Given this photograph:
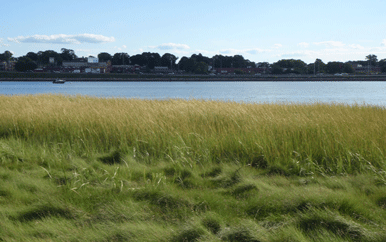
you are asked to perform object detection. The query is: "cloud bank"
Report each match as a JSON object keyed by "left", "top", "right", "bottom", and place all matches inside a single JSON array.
[
  {"left": 150, "top": 43, "right": 190, "bottom": 50},
  {"left": 314, "top": 41, "right": 345, "bottom": 47},
  {"left": 298, "top": 42, "right": 309, "bottom": 48},
  {"left": 8, "top": 34, "right": 115, "bottom": 44},
  {"left": 0, "top": 38, "right": 10, "bottom": 47},
  {"left": 220, "top": 48, "right": 270, "bottom": 55},
  {"left": 348, "top": 44, "right": 364, "bottom": 49},
  {"left": 273, "top": 44, "right": 282, "bottom": 49}
]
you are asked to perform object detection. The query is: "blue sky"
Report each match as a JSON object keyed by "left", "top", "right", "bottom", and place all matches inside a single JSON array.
[{"left": 2, "top": 0, "right": 386, "bottom": 64}]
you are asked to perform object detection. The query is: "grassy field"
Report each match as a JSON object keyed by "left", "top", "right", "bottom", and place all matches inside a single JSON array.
[{"left": 1, "top": 94, "right": 386, "bottom": 241}]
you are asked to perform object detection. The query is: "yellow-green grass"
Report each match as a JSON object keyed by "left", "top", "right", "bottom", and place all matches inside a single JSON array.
[
  {"left": 1, "top": 94, "right": 386, "bottom": 174},
  {"left": 1, "top": 94, "right": 386, "bottom": 241}
]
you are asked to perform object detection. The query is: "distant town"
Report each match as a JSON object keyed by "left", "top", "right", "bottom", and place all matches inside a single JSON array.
[{"left": 0, "top": 49, "right": 385, "bottom": 76}]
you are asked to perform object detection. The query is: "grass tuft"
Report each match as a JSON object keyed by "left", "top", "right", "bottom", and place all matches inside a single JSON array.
[
  {"left": 230, "top": 184, "right": 258, "bottom": 199},
  {"left": 297, "top": 210, "right": 364, "bottom": 241},
  {"left": 202, "top": 216, "right": 222, "bottom": 234},
  {"left": 132, "top": 189, "right": 190, "bottom": 210},
  {"left": 171, "top": 227, "right": 205, "bottom": 242},
  {"left": 102, "top": 231, "right": 134, "bottom": 242},
  {"left": 0, "top": 189, "right": 10, "bottom": 198},
  {"left": 98, "top": 150, "right": 122, "bottom": 165},
  {"left": 266, "top": 164, "right": 292, "bottom": 176},
  {"left": 249, "top": 155, "right": 268, "bottom": 169},
  {"left": 211, "top": 169, "right": 242, "bottom": 188},
  {"left": 202, "top": 167, "right": 222, "bottom": 178},
  {"left": 13, "top": 204, "right": 74, "bottom": 222},
  {"left": 376, "top": 197, "right": 386, "bottom": 209},
  {"left": 220, "top": 227, "right": 261, "bottom": 242}
]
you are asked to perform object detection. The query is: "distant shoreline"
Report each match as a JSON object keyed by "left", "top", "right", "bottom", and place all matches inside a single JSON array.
[
  {"left": 1, "top": 72, "right": 386, "bottom": 82},
  {"left": 1, "top": 77, "right": 386, "bottom": 82}
]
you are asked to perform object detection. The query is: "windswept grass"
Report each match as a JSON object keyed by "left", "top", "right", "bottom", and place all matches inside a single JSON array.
[
  {"left": 1, "top": 94, "right": 386, "bottom": 174},
  {"left": 1, "top": 94, "right": 386, "bottom": 241}
]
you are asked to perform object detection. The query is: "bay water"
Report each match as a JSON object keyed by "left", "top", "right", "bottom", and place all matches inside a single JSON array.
[{"left": 1, "top": 81, "right": 386, "bottom": 107}]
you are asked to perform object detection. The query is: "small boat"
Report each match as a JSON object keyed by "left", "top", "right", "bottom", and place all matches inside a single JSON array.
[{"left": 53, "top": 79, "right": 65, "bottom": 84}]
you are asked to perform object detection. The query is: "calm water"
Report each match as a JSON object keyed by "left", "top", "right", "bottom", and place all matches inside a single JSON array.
[{"left": 1, "top": 81, "right": 386, "bottom": 107}]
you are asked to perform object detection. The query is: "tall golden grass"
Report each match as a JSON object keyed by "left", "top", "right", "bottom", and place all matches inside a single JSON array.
[{"left": 1, "top": 94, "right": 385, "bottom": 173}]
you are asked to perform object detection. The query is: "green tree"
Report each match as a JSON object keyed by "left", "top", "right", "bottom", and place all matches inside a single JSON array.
[
  {"left": 307, "top": 59, "right": 326, "bottom": 74},
  {"left": 343, "top": 63, "right": 354, "bottom": 73},
  {"left": 141, "top": 52, "right": 161, "bottom": 69},
  {"left": 366, "top": 54, "right": 378, "bottom": 66},
  {"left": 257, "top": 62, "right": 269, "bottom": 68},
  {"left": 326, "top": 61, "right": 343, "bottom": 74},
  {"left": 178, "top": 56, "right": 195, "bottom": 72},
  {"left": 271, "top": 59, "right": 307, "bottom": 74},
  {"left": 191, "top": 53, "right": 210, "bottom": 65},
  {"left": 161, "top": 53, "right": 178, "bottom": 69},
  {"left": 98, "top": 52, "right": 112, "bottom": 62},
  {"left": 212, "top": 55, "right": 223, "bottom": 68},
  {"left": 245, "top": 59, "right": 256, "bottom": 68},
  {"left": 232, "top": 55, "right": 246, "bottom": 68},
  {"left": 15, "top": 57, "right": 37, "bottom": 72},
  {"left": 315, "top": 59, "right": 326, "bottom": 73},
  {"left": 292, "top": 60, "right": 307, "bottom": 74},
  {"left": 60, "top": 48, "right": 77, "bottom": 61},
  {"left": 271, "top": 65, "right": 283, "bottom": 74},
  {"left": 26, "top": 52, "right": 38, "bottom": 61},
  {"left": 193, "top": 62, "right": 208, "bottom": 74},
  {"left": 112, "top": 53, "right": 130, "bottom": 65},
  {"left": 0, "top": 51, "right": 13, "bottom": 62},
  {"left": 379, "top": 59, "right": 386, "bottom": 73},
  {"left": 129, "top": 54, "right": 146, "bottom": 66},
  {"left": 37, "top": 50, "right": 62, "bottom": 65},
  {"left": 212, "top": 55, "right": 232, "bottom": 68},
  {"left": 307, "top": 63, "right": 314, "bottom": 74}
]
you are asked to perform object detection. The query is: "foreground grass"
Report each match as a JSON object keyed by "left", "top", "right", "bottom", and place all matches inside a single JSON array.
[{"left": 1, "top": 94, "right": 386, "bottom": 241}]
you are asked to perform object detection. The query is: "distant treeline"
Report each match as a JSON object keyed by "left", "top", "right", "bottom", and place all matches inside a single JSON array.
[{"left": 1, "top": 49, "right": 386, "bottom": 74}]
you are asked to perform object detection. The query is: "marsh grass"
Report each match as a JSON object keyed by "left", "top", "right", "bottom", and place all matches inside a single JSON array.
[
  {"left": 2, "top": 94, "right": 386, "bottom": 174},
  {"left": 1, "top": 94, "right": 386, "bottom": 241}
]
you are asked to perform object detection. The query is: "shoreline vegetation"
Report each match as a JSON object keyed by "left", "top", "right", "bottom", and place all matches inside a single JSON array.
[
  {"left": 1, "top": 94, "right": 386, "bottom": 241},
  {"left": 1, "top": 72, "right": 386, "bottom": 82}
]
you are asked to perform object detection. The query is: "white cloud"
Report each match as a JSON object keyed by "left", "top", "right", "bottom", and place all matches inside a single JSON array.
[
  {"left": 314, "top": 41, "right": 345, "bottom": 47},
  {"left": 74, "top": 49, "right": 99, "bottom": 57},
  {"left": 8, "top": 34, "right": 115, "bottom": 44},
  {"left": 149, "top": 43, "right": 190, "bottom": 50},
  {"left": 348, "top": 44, "right": 364, "bottom": 49},
  {"left": 75, "top": 49, "right": 94, "bottom": 53},
  {"left": 273, "top": 44, "right": 282, "bottom": 49},
  {"left": 279, "top": 52, "right": 306, "bottom": 58},
  {"left": 194, "top": 49, "right": 217, "bottom": 55},
  {"left": 298, "top": 42, "right": 309, "bottom": 48},
  {"left": 0, "top": 38, "right": 10, "bottom": 47},
  {"left": 220, "top": 48, "right": 270, "bottom": 55},
  {"left": 127, "top": 48, "right": 145, "bottom": 56},
  {"left": 382, "top": 39, "right": 386, "bottom": 46},
  {"left": 113, "top": 45, "right": 128, "bottom": 51},
  {"left": 278, "top": 50, "right": 316, "bottom": 58},
  {"left": 369, "top": 46, "right": 386, "bottom": 52}
]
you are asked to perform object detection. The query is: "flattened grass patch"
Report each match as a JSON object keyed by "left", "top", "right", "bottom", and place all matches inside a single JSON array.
[{"left": 13, "top": 204, "right": 74, "bottom": 222}]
